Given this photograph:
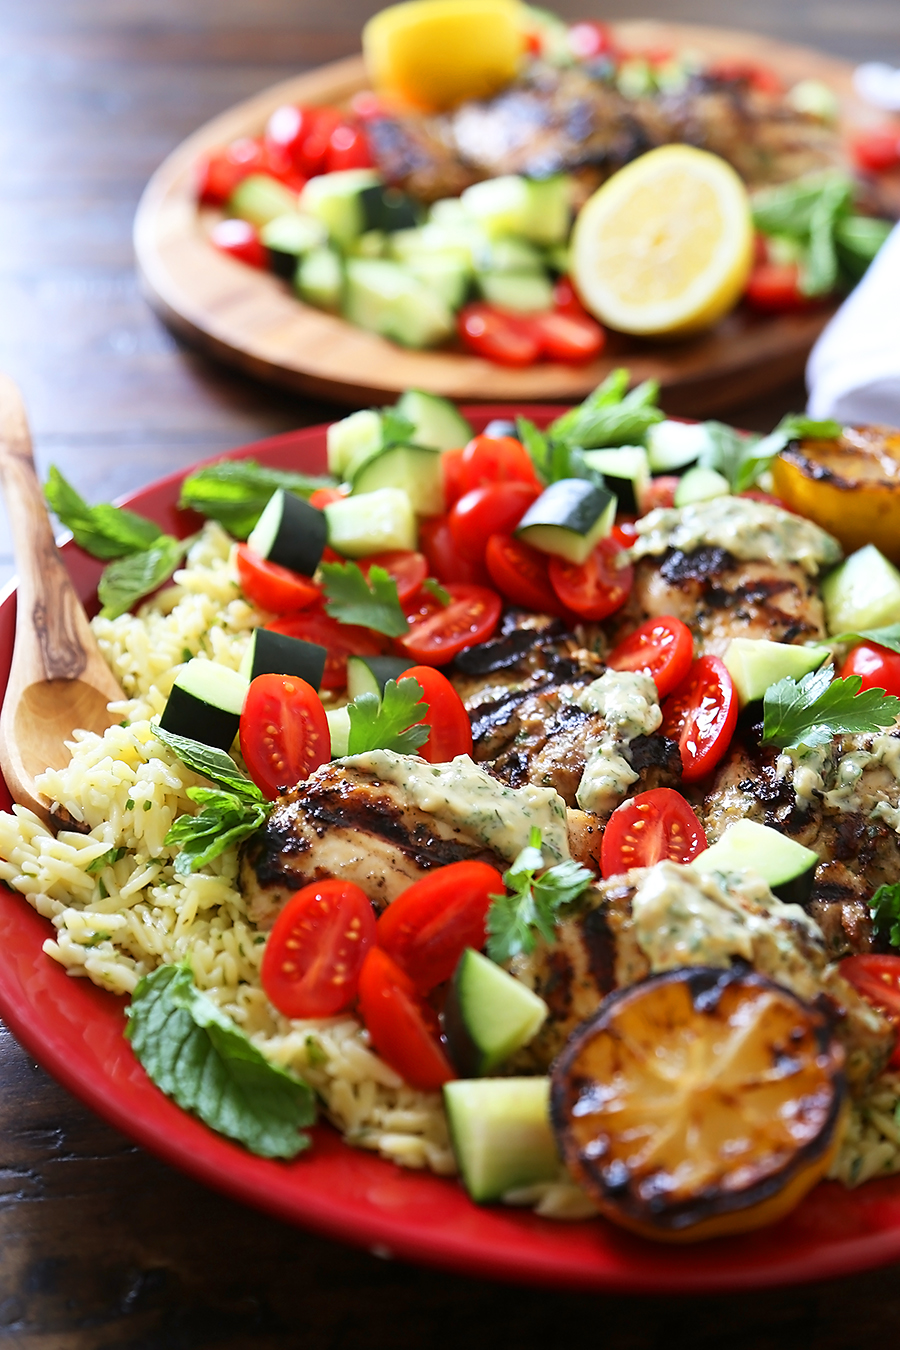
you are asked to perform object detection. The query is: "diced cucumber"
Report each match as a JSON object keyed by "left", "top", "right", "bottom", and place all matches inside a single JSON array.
[
  {"left": 359, "top": 184, "right": 420, "bottom": 233},
  {"left": 299, "top": 169, "right": 382, "bottom": 248},
  {"left": 582, "top": 446, "right": 650, "bottom": 514},
  {"left": 673, "top": 465, "right": 730, "bottom": 507},
  {"left": 443, "top": 1078, "right": 560, "bottom": 1203},
  {"left": 482, "top": 237, "right": 544, "bottom": 274},
  {"left": 390, "top": 224, "right": 477, "bottom": 272},
  {"left": 326, "top": 408, "right": 384, "bottom": 478},
  {"left": 694, "top": 819, "right": 819, "bottom": 907},
  {"left": 326, "top": 705, "right": 351, "bottom": 758},
  {"left": 347, "top": 229, "right": 387, "bottom": 259},
  {"left": 344, "top": 259, "right": 454, "bottom": 349},
  {"left": 516, "top": 480, "right": 617, "bottom": 563},
  {"left": 428, "top": 197, "right": 472, "bottom": 227},
  {"left": 460, "top": 175, "right": 571, "bottom": 245},
  {"left": 346, "top": 655, "right": 414, "bottom": 700},
  {"left": 646, "top": 419, "right": 711, "bottom": 473},
  {"left": 394, "top": 390, "right": 474, "bottom": 452},
  {"left": 723, "top": 638, "right": 831, "bottom": 707},
  {"left": 226, "top": 174, "right": 299, "bottom": 228},
  {"left": 239, "top": 628, "right": 326, "bottom": 690},
  {"left": 545, "top": 242, "right": 570, "bottom": 274},
  {"left": 406, "top": 254, "right": 470, "bottom": 309},
  {"left": 159, "top": 659, "right": 248, "bottom": 752},
  {"left": 259, "top": 212, "right": 327, "bottom": 278},
  {"left": 351, "top": 444, "right": 444, "bottom": 516},
  {"left": 246, "top": 488, "right": 327, "bottom": 576},
  {"left": 822, "top": 545, "right": 900, "bottom": 634},
  {"left": 295, "top": 246, "right": 344, "bottom": 312},
  {"left": 478, "top": 271, "right": 555, "bottom": 312},
  {"left": 324, "top": 488, "right": 416, "bottom": 556},
  {"left": 443, "top": 948, "right": 548, "bottom": 1076}
]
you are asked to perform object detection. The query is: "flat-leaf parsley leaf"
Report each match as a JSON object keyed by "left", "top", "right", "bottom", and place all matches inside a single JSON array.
[
  {"left": 762, "top": 667, "right": 900, "bottom": 750},
  {"left": 320, "top": 561, "right": 409, "bottom": 637},
  {"left": 486, "top": 828, "right": 594, "bottom": 964},
  {"left": 871, "top": 882, "right": 900, "bottom": 948},
  {"left": 346, "top": 677, "right": 430, "bottom": 756}
]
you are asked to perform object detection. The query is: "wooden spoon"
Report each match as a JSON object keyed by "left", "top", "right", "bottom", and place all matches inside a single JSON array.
[{"left": 0, "top": 375, "right": 124, "bottom": 827}]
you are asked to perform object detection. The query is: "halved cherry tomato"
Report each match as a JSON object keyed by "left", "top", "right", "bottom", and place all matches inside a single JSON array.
[
  {"left": 606, "top": 615, "right": 695, "bottom": 700},
  {"left": 661, "top": 655, "right": 738, "bottom": 783},
  {"left": 458, "top": 434, "right": 539, "bottom": 494},
  {"left": 296, "top": 106, "right": 343, "bottom": 177},
  {"left": 268, "top": 608, "right": 383, "bottom": 689},
  {"left": 449, "top": 481, "right": 542, "bottom": 565},
  {"left": 360, "top": 550, "right": 428, "bottom": 603},
  {"left": 442, "top": 446, "right": 466, "bottom": 507},
  {"left": 197, "top": 136, "right": 270, "bottom": 203},
  {"left": 418, "top": 515, "right": 490, "bottom": 586},
  {"left": 377, "top": 860, "right": 503, "bottom": 993},
  {"left": 485, "top": 533, "right": 568, "bottom": 617},
  {"left": 239, "top": 673, "right": 331, "bottom": 799},
  {"left": 357, "top": 947, "right": 455, "bottom": 1089},
  {"left": 235, "top": 543, "right": 320, "bottom": 614},
  {"left": 611, "top": 519, "right": 639, "bottom": 548},
  {"left": 458, "top": 304, "right": 541, "bottom": 366},
  {"left": 261, "top": 879, "right": 377, "bottom": 1018},
  {"left": 209, "top": 219, "right": 268, "bottom": 269},
  {"left": 840, "top": 641, "right": 900, "bottom": 697},
  {"left": 399, "top": 583, "right": 502, "bottom": 666},
  {"left": 600, "top": 788, "right": 707, "bottom": 879},
  {"left": 851, "top": 127, "right": 900, "bottom": 174},
  {"left": 640, "top": 476, "right": 679, "bottom": 512},
  {"left": 745, "top": 262, "right": 811, "bottom": 311},
  {"left": 548, "top": 536, "right": 633, "bottom": 620},
  {"left": 526, "top": 309, "right": 606, "bottom": 363},
  {"left": 840, "top": 954, "right": 900, "bottom": 1067},
  {"left": 326, "top": 122, "right": 373, "bottom": 172},
  {"left": 308, "top": 485, "right": 348, "bottom": 510},
  {"left": 265, "top": 104, "right": 314, "bottom": 168},
  {"left": 401, "top": 664, "right": 473, "bottom": 762}
]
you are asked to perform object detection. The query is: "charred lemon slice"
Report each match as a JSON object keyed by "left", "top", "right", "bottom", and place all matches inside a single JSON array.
[
  {"left": 550, "top": 967, "right": 845, "bottom": 1242},
  {"left": 771, "top": 426, "right": 900, "bottom": 563}
]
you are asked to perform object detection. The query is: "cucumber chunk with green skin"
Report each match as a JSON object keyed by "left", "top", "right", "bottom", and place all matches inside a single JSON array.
[
  {"left": 239, "top": 629, "right": 326, "bottom": 690},
  {"left": 346, "top": 654, "right": 414, "bottom": 700},
  {"left": 226, "top": 174, "right": 299, "bottom": 227},
  {"left": 299, "top": 169, "right": 381, "bottom": 248},
  {"left": 646, "top": 419, "right": 711, "bottom": 473},
  {"left": 443, "top": 948, "right": 549, "bottom": 1077},
  {"left": 516, "top": 479, "right": 617, "bottom": 563},
  {"left": 259, "top": 212, "right": 327, "bottom": 277},
  {"left": 359, "top": 184, "right": 421, "bottom": 233},
  {"left": 326, "top": 705, "right": 351, "bottom": 758},
  {"left": 723, "top": 638, "right": 831, "bottom": 707},
  {"left": 406, "top": 254, "right": 471, "bottom": 310},
  {"left": 482, "top": 237, "right": 544, "bottom": 274},
  {"left": 159, "top": 659, "right": 248, "bottom": 752},
  {"left": 351, "top": 444, "right": 445, "bottom": 516},
  {"left": 822, "top": 545, "right": 900, "bottom": 634},
  {"left": 324, "top": 488, "right": 416, "bottom": 556},
  {"left": 344, "top": 259, "right": 454, "bottom": 349},
  {"left": 478, "top": 271, "right": 555, "bottom": 313},
  {"left": 443, "top": 1078, "right": 560, "bottom": 1203},
  {"left": 460, "top": 175, "right": 571, "bottom": 245},
  {"left": 582, "top": 446, "right": 650, "bottom": 514},
  {"left": 247, "top": 489, "right": 327, "bottom": 577},
  {"left": 326, "top": 408, "right": 383, "bottom": 478},
  {"left": 694, "top": 819, "right": 819, "bottom": 906},
  {"left": 673, "top": 465, "right": 730, "bottom": 507},
  {"left": 394, "top": 390, "right": 473, "bottom": 452},
  {"left": 295, "top": 246, "right": 344, "bottom": 312}
]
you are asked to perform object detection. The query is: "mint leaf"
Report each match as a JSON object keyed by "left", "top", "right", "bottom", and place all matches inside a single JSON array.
[
  {"left": 762, "top": 667, "right": 900, "bottom": 750},
  {"left": 423, "top": 577, "right": 451, "bottom": 606},
  {"left": 732, "top": 413, "right": 842, "bottom": 493},
  {"left": 320, "top": 561, "right": 409, "bottom": 637},
  {"left": 486, "top": 828, "right": 593, "bottom": 964},
  {"left": 125, "top": 963, "right": 316, "bottom": 1158},
  {"left": 832, "top": 624, "right": 900, "bottom": 656},
  {"left": 178, "top": 460, "right": 334, "bottom": 539},
  {"left": 45, "top": 467, "right": 163, "bottom": 560},
  {"left": 346, "top": 676, "right": 430, "bottom": 756},
  {"left": 153, "top": 727, "right": 265, "bottom": 802},
  {"left": 380, "top": 408, "right": 417, "bottom": 449},
  {"left": 752, "top": 170, "right": 854, "bottom": 240},
  {"left": 871, "top": 882, "right": 900, "bottom": 949},
  {"left": 98, "top": 535, "right": 189, "bottom": 619},
  {"left": 548, "top": 371, "right": 663, "bottom": 449},
  {"left": 166, "top": 787, "right": 269, "bottom": 875},
  {"left": 801, "top": 174, "right": 854, "bottom": 296}
]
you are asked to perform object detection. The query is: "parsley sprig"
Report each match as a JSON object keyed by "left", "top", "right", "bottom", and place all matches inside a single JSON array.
[
  {"left": 870, "top": 882, "right": 900, "bottom": 949},
  {"left": 762, "top": 666, "right": 900, "bottom": 750},
  {"left": 320, "top": 561, "right": 409, "bottom": 637},
  {"left": 486, "top": 828, "right": 594, "bottom": 964},
  {"left": 346, "top": 677, "right": 430, "bottom": 756}
]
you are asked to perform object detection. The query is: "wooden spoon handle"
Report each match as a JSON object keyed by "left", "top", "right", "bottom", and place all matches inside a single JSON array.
[{"left": 0, "top": 374, "right": 94, "bottom": 683}]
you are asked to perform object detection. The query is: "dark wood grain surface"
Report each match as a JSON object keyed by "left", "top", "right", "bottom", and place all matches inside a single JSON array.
[{"left": 3, "top": 1, "right": 900, "bottom": 1343}]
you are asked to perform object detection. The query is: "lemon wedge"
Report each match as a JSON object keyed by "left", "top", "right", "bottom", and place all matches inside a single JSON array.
[
  {"left": 570, "top": 145, "right": 754, "bottom": 337},
  {"left": 363, "top": 0, "right": 525, "bottom": 112}
]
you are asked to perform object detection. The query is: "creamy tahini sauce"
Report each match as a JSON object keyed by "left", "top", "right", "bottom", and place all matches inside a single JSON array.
[
  {"left": 775, "top": 731, "right": 900, "bottom": 817},
  {"left": 341, "top": 750, "right": 570, "bottom": 862},
  {"left": 629, "top": 498, "right": 842, "bottom": 575},
  {"left": 570, "top": 671, "right": 662, "bottom": 814}
]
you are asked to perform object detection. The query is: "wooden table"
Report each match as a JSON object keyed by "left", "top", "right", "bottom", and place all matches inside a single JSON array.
[{"left": 3, "top": 1, "right": 900, "bottom": 1342}]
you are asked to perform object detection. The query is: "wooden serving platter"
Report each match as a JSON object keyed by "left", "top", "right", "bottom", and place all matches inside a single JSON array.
[{"left": 133, "top": 21, "right": 888, "bottom": 414}]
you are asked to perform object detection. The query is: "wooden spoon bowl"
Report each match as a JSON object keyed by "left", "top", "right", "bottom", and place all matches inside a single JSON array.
[{"left": 0, "top": 375, "right": 124, "bottom": 827}]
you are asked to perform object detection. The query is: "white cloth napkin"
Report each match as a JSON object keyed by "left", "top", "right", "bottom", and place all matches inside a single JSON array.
[{"left": 806, "top": 221, "right": 900, "bottom": 424}]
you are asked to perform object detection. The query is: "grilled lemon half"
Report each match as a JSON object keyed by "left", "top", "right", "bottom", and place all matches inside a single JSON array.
[{"left": 551, "top": 966, "right": 846, "bottom": 1242}]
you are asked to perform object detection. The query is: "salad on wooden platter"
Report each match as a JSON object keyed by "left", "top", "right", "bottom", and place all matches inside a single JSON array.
[{"left": 5, "top": 374, "right": 900, "bottom": 1241}]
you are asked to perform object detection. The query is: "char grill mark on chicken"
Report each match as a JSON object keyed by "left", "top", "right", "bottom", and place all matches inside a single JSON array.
[
  {"left": 239, "top": 762, "right": 506, "bottom": 930},
  {"left": 607, "top": 548, "right": 827, "bottom": 657}
]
